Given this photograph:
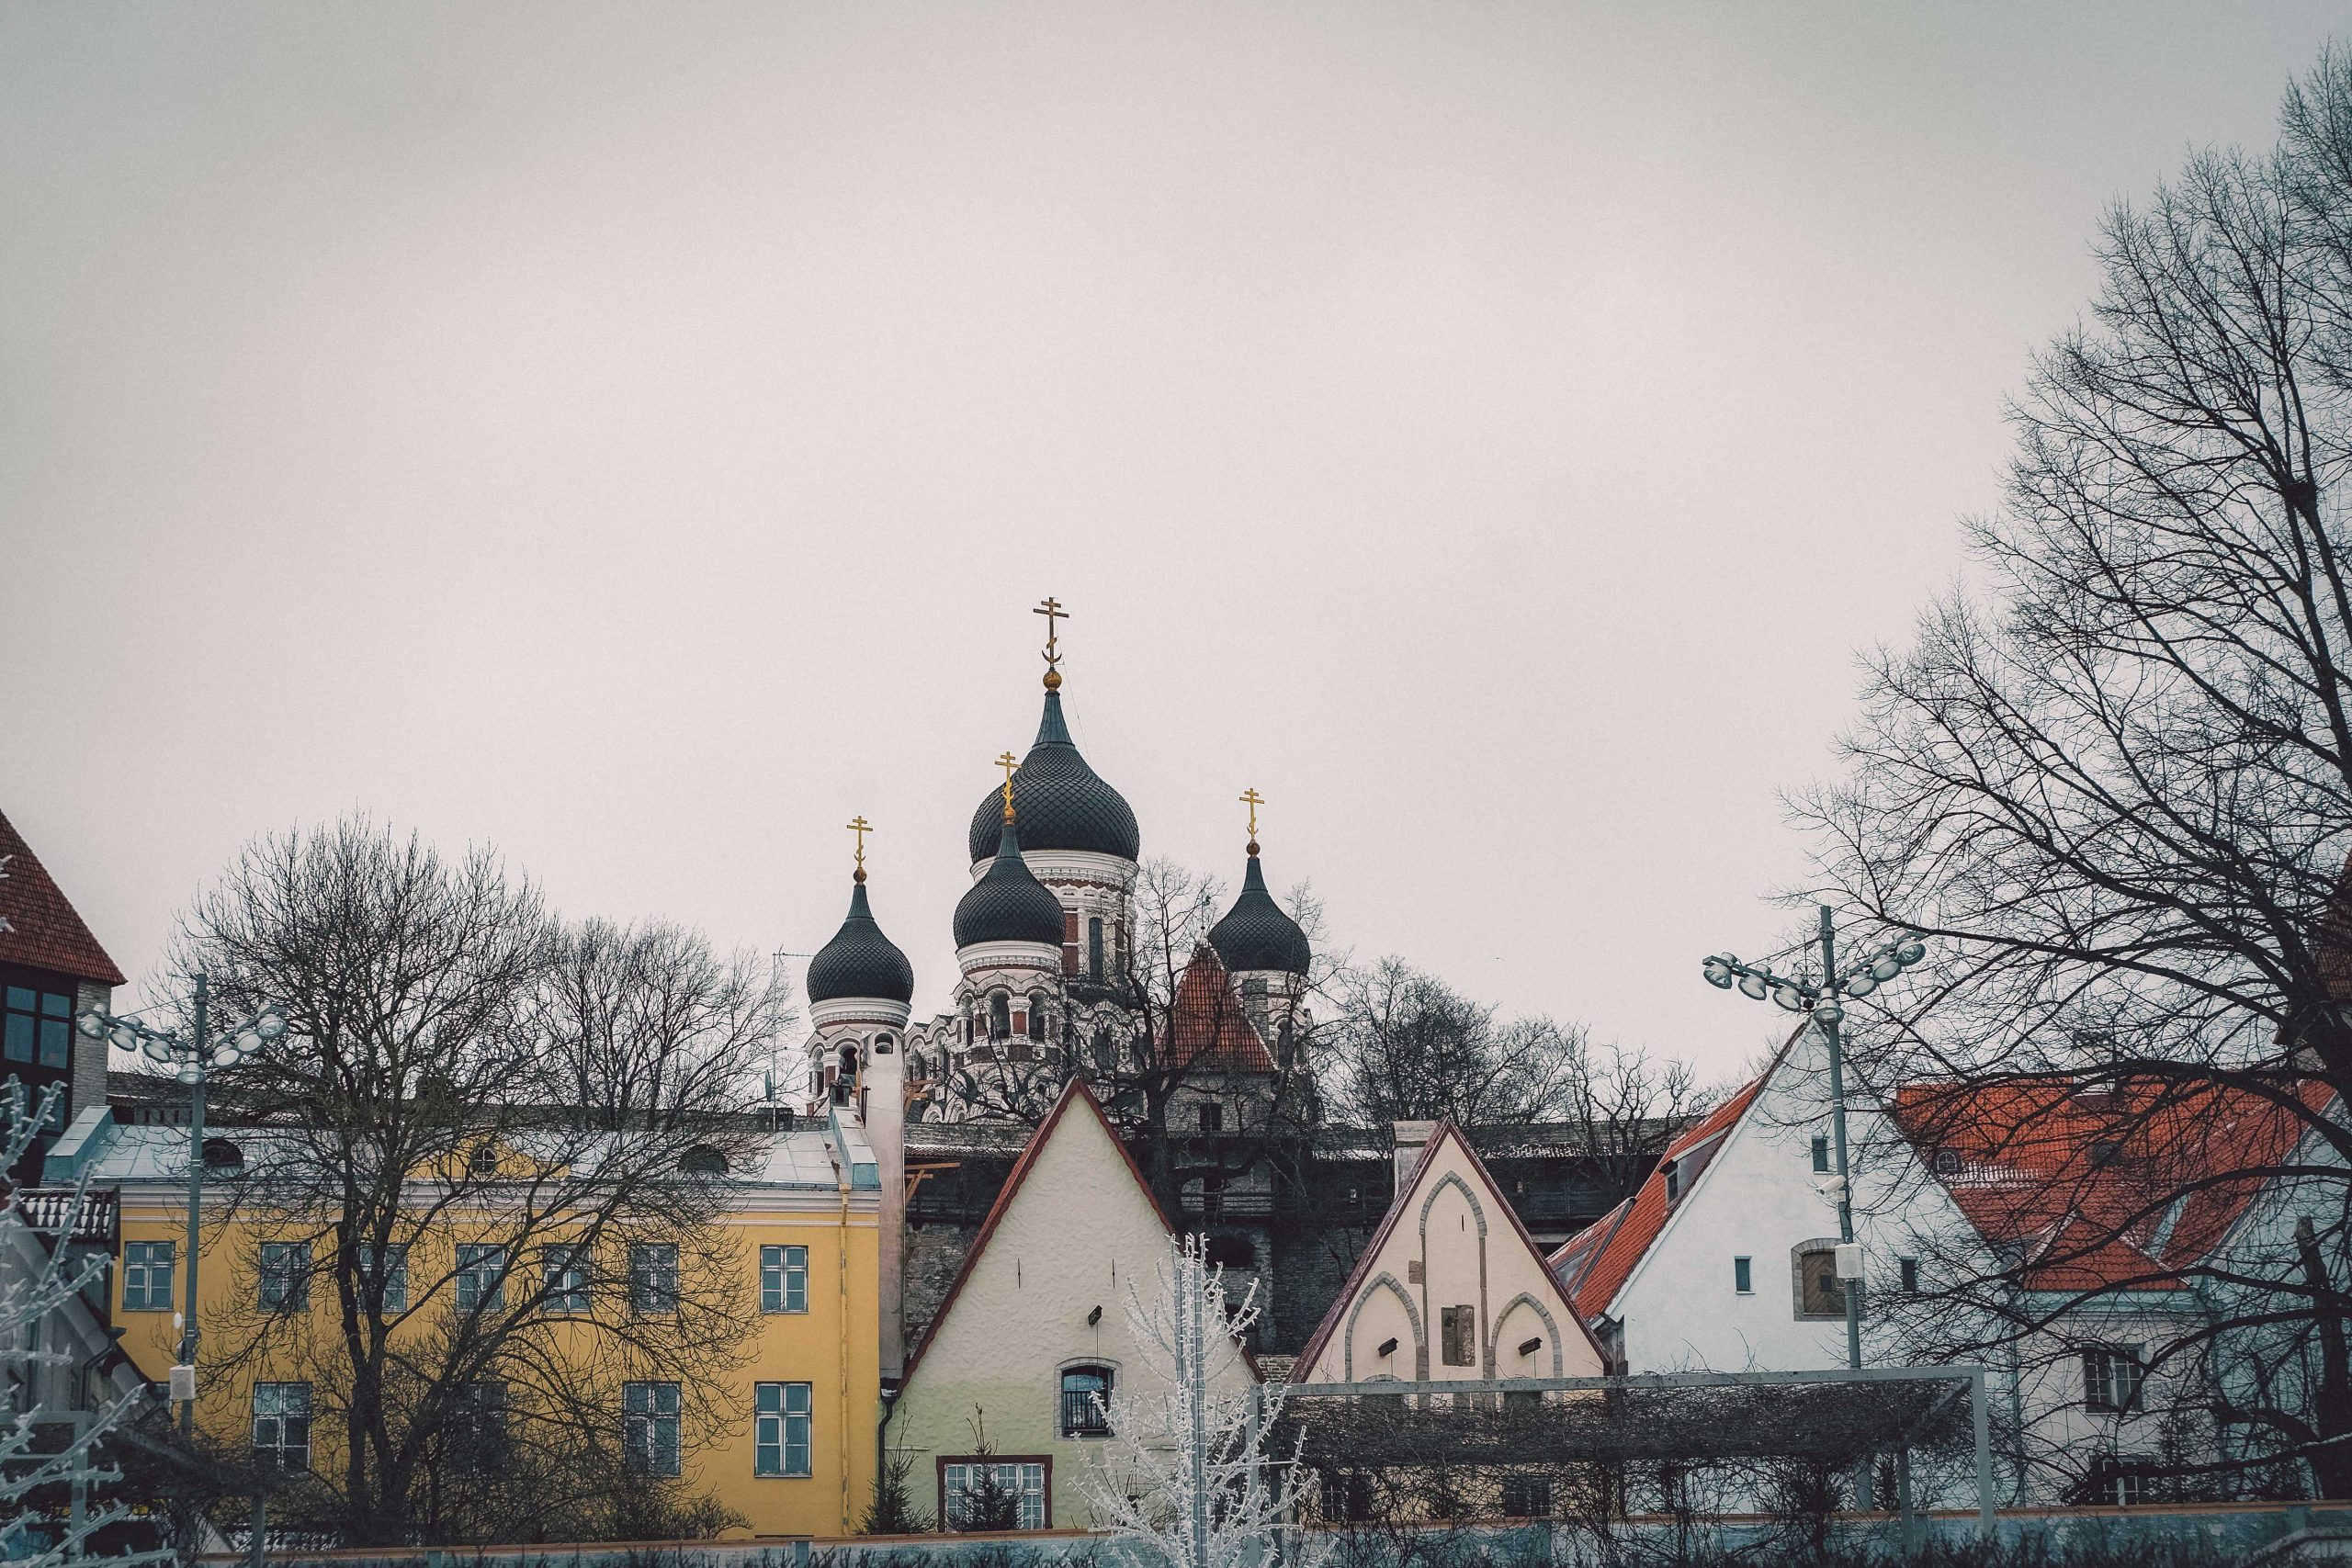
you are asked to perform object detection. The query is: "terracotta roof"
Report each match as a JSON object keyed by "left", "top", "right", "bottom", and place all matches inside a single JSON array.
[
  {"left": 1162, "top": 946, "right": 1276, "bottom": 1074},
  {"left": 1291, "top": 1119, "right": 1608, "bottom": 1381},
  {"left": 0, "top": 809, "right": 124, "bottom": 987},
  {"left": 1546, "top": 1072, "right": 1770, "bottom": 1321},
  {"left": 1891, "top": 1075, "right": 2336, "bottom": 1293},
  {"left": 896, "top": 1077, "right": 1259, "bottom": 1388}
]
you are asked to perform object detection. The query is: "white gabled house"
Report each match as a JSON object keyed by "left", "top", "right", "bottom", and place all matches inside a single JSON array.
[
  {"left": 1550, "top": 1023, "right": 1965, "bottom": 1376},
  {"left": 1292, "top": 1119, "right": 1606, "bottom": 1386}
]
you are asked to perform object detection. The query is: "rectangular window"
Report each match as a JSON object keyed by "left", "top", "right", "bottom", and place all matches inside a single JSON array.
[
  {"left": 1810, "top": 1135, "right": 1831, "bottom": 1173},
  {"left": 2084, "top": 1345, "right": 2145, "bottom": 1413},
  {"left": 1088, "top": 918, "right": 1104, "bottom": 981},
  {"left": 1196, "top": 1101, "right": 1223, "bottom": 1134},
  {"left": 630, "top": 1243, "right": 679, "bottom": 1314},
  {"left": 1898, "top": 1257, "right": 1920, "bottom": 1293},
  {"left": 624, "top": 1381, "right": 683, "bottom": 1477},
  {"left": 361, "top": 1244, "right": 408, "bottom": 1314},
  {"left": 1441, "top": 1304, "right": 1476, "bottom": 1367},
  {"left": 1199, "top": 1174, "right": 1225, "bottom": 1222},
  {"left": 761, "top": 1245, "right": 808, "bottom": 1314},
  {"left": 1664, "top": 1161, "right": 1681, "bottom": 1202},
  {"left": 543, "top": 1246, "right": 591, "bottom": 1313},
  {"left": 755, "top": 1382, "right": 813, "bottom": 1477},
  {"left": 253, "top": 1382, "right": 312, "bottom": 1471},
  {"left": 1798, "top": 1248, "right": 1845, "bottom": 1317},
  {"left": 456, "top": 1244, "right": 505, "bottom": 1313},
  {"left": 943, "top": 1459, "right": 1046, "bottom": 1531},
  {"left": 1500, "top": 1475, "right": 1553, "bottom": 1518},
  {"left": 124, "top": 1241, "right": 175, "bottom": 1312},
  {"left": 258, "top": 1242, "right": 309, "bottom": 1311},
  {"left": 1060, "top": 1366, "right": 1113, "bottom": 1437},
  {"left": 1, "top": 984, "right": 74, "bottom": 1071},
  {"left": 453, "top": 1380, "right": 506, "bottom": 1464},
  {"left": 1732, "top": 1256, "right": 1752, "bottom": 1294}
]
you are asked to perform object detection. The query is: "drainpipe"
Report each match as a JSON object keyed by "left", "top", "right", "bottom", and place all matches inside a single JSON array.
[{"left": 841, "top": 1171, "right": 854, "bottom": 1533}]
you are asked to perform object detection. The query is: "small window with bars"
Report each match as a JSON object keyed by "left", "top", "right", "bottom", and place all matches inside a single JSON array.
[
  {"left": 1060, "top": 1365, "right": 1113, "bottom": 1437},
  {"left": 1500, "top": 1474, "right": 1553, "bottom": 1518}
]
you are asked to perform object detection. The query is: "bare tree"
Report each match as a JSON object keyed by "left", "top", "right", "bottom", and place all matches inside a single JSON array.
[
  {"left": 1797, "top": 46, "right": 2352, "bottom": 1497},
  {"left": 1323, "top": 959, "right": 1589, "bottom": 1130},
  {"left": 167, "top": 818, "right": 783, "bottom": 1545}
]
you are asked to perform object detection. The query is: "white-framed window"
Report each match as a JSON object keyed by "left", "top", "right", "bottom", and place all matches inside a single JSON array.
[
  {"left": 542, "top": 1246, "right": 590, "bottom": 1313},
  {"left": 124, "top": 1241, "right": 174, "bottom": 1312},
  {"left": 630, "top": 1242, "right": 679, "bottom": 1314},
  {"left": 2084, "top": 1345, "right": 2145, "bottom": 1413},
  {"left": 258, "top": 1242, "right": 309, "bottom": 1311},
  {"left": 361, "top": 1244, "right": 407, "bottom": 1314},
  {"left": 456, "top": 1244, "right": 505, "bottom": 1313},
  {"left": 761, "top": 1245, "right": 808, "bottom": 1313},
  {"left": 253, "top": 1382, "right": 311, "bottom": 1471},
  {"left": 754, "top": 1382, "right": 812, "bottom": 1477},
  {"left": 944, "top": 1459, "right": 1046, "bottom": 1531},
  {"left": 624, "top": 1381, "right": 682, "bottom": 1477},
  {"left": 1500, "top": 1474, "right": 1553, "bottom": 1517}
]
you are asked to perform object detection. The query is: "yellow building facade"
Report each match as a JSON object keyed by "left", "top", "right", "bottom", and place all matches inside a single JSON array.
[{"left": 47, "top": 1104, "right": 884, "bottom": 1540}]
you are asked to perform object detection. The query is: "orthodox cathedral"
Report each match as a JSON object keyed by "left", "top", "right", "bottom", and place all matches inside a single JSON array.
[{"left": 793, "top": 604, "right": 1314, "bottom": 1136}]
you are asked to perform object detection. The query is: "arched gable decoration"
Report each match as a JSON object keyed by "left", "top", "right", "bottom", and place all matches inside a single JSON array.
[
  {"left": 1417, "top": 1169, "right": 1490, "bottom": 1246},
  {"left": 1343, "top": 1271, "right": 1426, "bottom": 1382},
  {"left": 1485, "top": 1291, "right": 1566, "bottom": 1378}
]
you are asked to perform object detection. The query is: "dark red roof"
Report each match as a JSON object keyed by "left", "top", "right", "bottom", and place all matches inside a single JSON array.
[
  {"left": 1547, "top": 1074, "right": 1768, "bottom": 1320},
  {"left": 0, "top": 808, "right": 124, "bottom": 987},
  {"left": 1291, "top": 1119, "right": 1608, "bottom": 1381},
  {"left": 1161, "top": 946, "right": 1275, "bottom": 1074},
  {"left": 1891, "top": 1076, "right": 2335, "bottom": 1292}
]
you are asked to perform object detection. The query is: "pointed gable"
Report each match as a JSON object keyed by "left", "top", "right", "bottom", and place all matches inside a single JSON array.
[
  {"left": 0, "top": 808, "right": 123, "bottom": 987},
  {"left": 1164, "top": 946, "right": 1276, "bottom": 1073},
  {"left": 1292, "top": 1121, "right": 1605, "bottom": 1383}
]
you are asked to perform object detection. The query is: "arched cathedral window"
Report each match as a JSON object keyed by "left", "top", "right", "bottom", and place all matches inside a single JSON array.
[
  {"left": 989, "top": 992, "right": 1012, "bottom": 1041},
  {"left": 1026, "top": 993, "right": 1047, "bottom": 1042}
]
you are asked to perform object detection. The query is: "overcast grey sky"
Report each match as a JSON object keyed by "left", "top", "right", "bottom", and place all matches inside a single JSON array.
[{"left": 4, "top": 4, "right": 2343, "bottom": 1084}]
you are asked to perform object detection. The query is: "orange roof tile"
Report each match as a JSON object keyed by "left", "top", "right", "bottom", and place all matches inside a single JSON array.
[
  {"left": 0, "top": 809, "right": 123, "bottom": 987},
  {"left": 1161, "top": 946, "right": 1275, "bottom": 1074},
  {"left": 1892, "top": 1075, "right": 2335, "bottom": 1292}
]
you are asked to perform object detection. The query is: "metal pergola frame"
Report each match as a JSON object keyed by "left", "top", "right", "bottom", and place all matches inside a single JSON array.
[{"left": 1272, "top": 1366, "right": 1997, "bottom": 1538}]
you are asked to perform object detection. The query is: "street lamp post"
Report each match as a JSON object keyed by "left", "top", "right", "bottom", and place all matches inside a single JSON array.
[
  {"left": 77, "top": 976, "right": 286, "bottom": 1437},
  {"left": 1702, "top": 908, "right": 1928, "bottom": 1505}
]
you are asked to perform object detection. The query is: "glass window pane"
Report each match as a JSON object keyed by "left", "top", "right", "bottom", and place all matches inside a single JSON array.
[
  {"left": 4, "top": 1015, "right": 31, "bottom": 1064},
  {"left": 5, "top": 987, "right": 33, "bottom": 1012},
  {"left": 38, "top": 1018, "right": 69, "bottom": 1067},
  {"left": 39, "top": 992, "right": 71, "bottom": 1018}
]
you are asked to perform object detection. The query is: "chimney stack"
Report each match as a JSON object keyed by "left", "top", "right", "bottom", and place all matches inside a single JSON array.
[{"left": 1393, "top": 1120, "right": 1438, "bottom": 1189}]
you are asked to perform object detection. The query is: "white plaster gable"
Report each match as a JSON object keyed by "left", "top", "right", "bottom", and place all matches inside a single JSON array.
[{"left": 1295, "top": 1122, "right": 1604, "bottom": 1385}]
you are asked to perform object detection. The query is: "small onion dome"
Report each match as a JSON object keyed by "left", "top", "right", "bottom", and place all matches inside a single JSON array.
[
  {"left": 1208, "top": 850, "right": 1311, "bottom": 976},
  {"left": 955, "top": 818, "right": 1068, "bottom": 949},
  {"left": 968, "top": 690, "right": 1140, "bottom": 863},
  {"left": 807, "top": 878, "right": 915, "bottom": 1005}
]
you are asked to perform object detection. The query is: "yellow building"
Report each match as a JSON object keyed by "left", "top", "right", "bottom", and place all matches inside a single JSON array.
[{"left": 45, "top": 1102, "right": 884, "bottom": 1540}]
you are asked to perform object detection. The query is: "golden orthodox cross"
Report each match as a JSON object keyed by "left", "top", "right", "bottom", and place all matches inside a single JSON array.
[
  {"left": 1239, "top": 787, "right": 1264, "bottom": 841},
  {"left": 1034, "top": 596, "right": 1068, "bottom": 675},
  {"left": 997, "top": 751, "right": 1020, "bottom": 821},
  {"left": 845, "top": 816, "right": 872, "bottom": 879}
]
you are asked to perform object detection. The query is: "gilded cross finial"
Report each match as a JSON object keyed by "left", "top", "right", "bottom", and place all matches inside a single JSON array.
[
  {"left": 1034, "top": 597, "right": 1068, "bottom": 690},
  {"left": 997, "top": 751, "right": 1020, "bottom": 825},
  {"left": 1239, "top": 788, "right": 1264, "bottom": 855},
  {"left": 846, "top": 816, "right": 872, "bottom": 883}
]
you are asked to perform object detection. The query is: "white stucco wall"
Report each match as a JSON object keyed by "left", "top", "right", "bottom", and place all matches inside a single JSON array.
[
  {"left": 886, "top": 1091, "right": 1256, "bottom": 1529},
  {"left": 1611, "top": 1027, "right": 1970, "bottom": 1374},
  {"left": 1297, "top": 1126, "right": 1602, "bottom": 1384}
]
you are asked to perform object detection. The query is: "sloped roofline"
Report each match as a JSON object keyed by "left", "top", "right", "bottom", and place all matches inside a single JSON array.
[
  {"left": 896, "top": 1076, "right": 1261, "bottom": 1390},
  {"left": 1289, "top": 1118, "right": 1608, "bottom": 1381}
]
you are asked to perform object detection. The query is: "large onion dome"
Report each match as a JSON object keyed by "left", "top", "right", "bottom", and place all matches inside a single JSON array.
[
  {"left": 1208, "top": 849, "right": 1311, "bottom": 976},
  {"left": 806, "top": 878, "right": 914, "bottom": 1005},
  {"left": 968, "top": 690, "right": 1139, "bottom": 863},
  {"left": 954, "top": 818, "right": 1068, "bottom": 949}
]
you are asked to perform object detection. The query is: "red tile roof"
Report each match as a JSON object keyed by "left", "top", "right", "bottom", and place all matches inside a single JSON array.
[
  {"left": 1291, "top": 1119, "right": 1608, "bottom": 1380},
  {"left": 0, "top": 809, "right": 124, "bottom": 987},
  {"left": 1161, "top": 946, "right": 1275, "bottom": 1074},
  {"left": 1547, "top": 1073, "right": 1770, "bottom": 1321},
  {"left": 1891, "top": 1075, "right": 2335, "bottom": 1293}
]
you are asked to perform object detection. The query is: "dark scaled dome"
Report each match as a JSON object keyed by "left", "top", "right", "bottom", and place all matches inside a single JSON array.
[
  {"left": 806, "top": 879, "right": 914, "bottom": 1005},
  {"left": 1208, "top": 852, "right": 1312, "bottom": 976},
  {"left": 954, "top": 818, "right": 1068, "bottom": 949},
  {"left": 968, "top": 691, "right": 1140, "bottom": 863}
]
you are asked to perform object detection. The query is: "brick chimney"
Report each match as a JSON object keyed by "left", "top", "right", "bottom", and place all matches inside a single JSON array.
[{"left": 1393, "top": 1120, "right": 1438, "bottom": 1188}]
